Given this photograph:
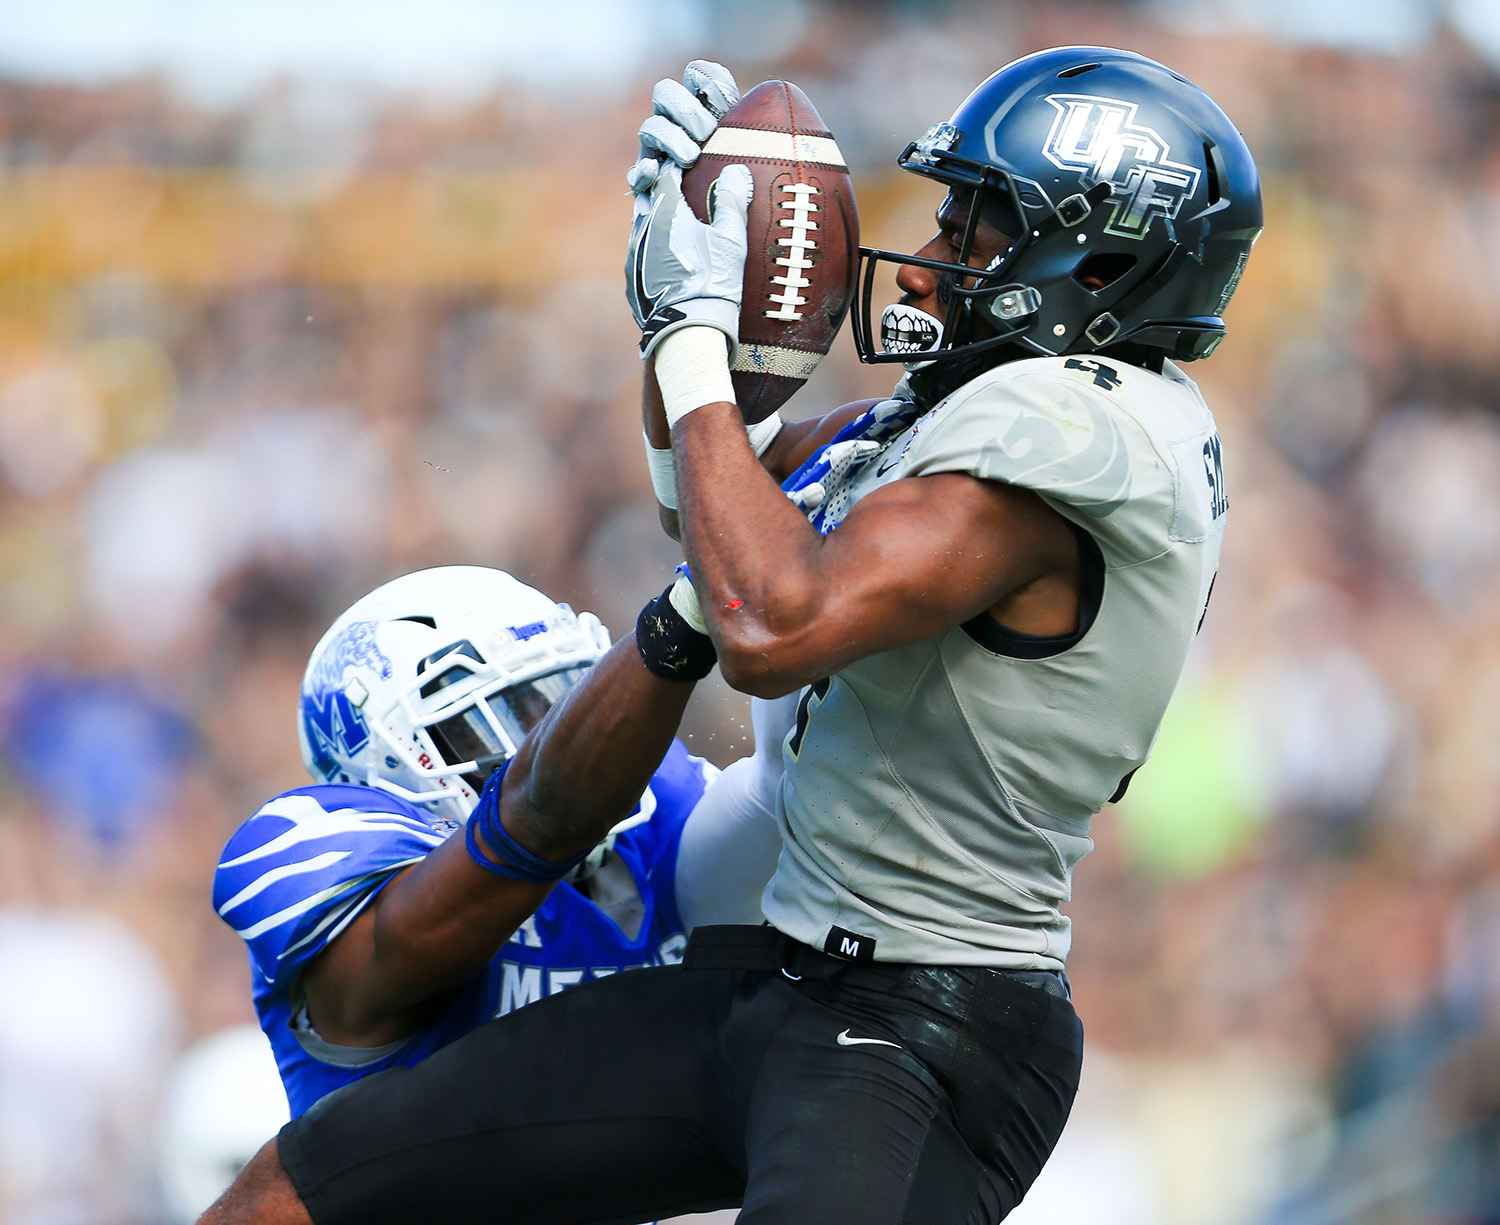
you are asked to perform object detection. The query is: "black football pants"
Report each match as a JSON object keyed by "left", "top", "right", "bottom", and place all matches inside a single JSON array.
[{"left": 279, "top": 926, "right": 1083, "bottom": 1225}]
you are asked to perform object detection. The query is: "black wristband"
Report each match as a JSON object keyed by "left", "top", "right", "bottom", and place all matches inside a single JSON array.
[{"left": 636, "top": 583, "right": 717, "bottom": 682}]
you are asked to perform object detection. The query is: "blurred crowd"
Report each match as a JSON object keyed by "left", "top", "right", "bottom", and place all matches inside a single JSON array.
[{"left": 3, "top": 1, "right": 1500, "bottom": 1222}]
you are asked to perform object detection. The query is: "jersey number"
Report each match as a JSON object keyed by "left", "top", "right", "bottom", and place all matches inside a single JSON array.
[
  {"left": 1063, "top": 357, "right": 1122, "bottom": 391},
  {"left": 787, "top": 678, "right": 831, "bottom": 760},
  {"left": 1202, "top": 432, "right": 1227, "bottom": 520}
]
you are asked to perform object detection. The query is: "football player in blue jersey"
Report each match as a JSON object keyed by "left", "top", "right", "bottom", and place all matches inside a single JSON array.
[{"left": 214, "top": 565, "right": 790, "bottom": 1117}]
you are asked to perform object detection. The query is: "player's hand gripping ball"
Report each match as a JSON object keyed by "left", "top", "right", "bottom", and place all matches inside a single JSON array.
[
  {"left": 625, "top": 72, "right": 860, "bottom": 425},
  {"left": 626, "top": 60, "right": 749, "bottom": 360},
  {"left": 627, "top": 158, "right": 754, "bottom": 365},
  {"left": 682, "top": 81, "right": 860, "bottom": 424},
  {"left": 627, "top": 60, "right": 741, "bottom": 195}
]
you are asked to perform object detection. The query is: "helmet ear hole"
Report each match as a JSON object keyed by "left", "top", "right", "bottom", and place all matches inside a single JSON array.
[
  {"left": 1203, "top": 142, "right": 1224, "bottom": 206},
  {"left": 1073, "top": 252, "right": 1137, "bottom": 292}
]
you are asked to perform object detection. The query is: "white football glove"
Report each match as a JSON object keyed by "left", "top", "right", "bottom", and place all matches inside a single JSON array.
[
  {"left": 625, "top": 60, "right": 740, "bottom": 195},
  {"left": 626, "top": 160, "right": 753, "bottom": 358}
]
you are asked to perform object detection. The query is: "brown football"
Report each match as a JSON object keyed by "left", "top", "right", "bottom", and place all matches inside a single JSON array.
[{"left": 681, "top": 80, "right": 859, "bottom": 425}]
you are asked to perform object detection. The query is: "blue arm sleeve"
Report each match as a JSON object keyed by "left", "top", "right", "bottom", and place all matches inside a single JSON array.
[{"left": 213, "top": 785, "right": 448, "bottom": 992}]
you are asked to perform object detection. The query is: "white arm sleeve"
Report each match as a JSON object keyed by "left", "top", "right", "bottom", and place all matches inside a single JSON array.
[{"left": 673, "top": 692, "right": 801, "bottom": 930}]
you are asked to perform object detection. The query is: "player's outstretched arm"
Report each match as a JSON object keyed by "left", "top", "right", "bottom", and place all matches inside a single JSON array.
[
  {"left": 301, "top": 631, "right": 696, "bottom": 1047},
  {"left": 499, "top": 630, "right": 695, "bottom": 858}
]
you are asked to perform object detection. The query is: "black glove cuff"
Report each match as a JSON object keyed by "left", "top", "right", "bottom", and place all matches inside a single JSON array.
[{"left": 636, "top": 583, "right": 717, "bottom": 682}]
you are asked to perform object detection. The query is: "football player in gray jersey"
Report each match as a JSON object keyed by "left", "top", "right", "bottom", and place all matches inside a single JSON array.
[{"left": 206, "top": 48, "right": 1261, "bottom": 1225}]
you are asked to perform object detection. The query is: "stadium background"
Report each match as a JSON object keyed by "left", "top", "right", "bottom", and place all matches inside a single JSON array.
[{"left": 3, "top": 0, "right": 1500, "bottom": 1221}]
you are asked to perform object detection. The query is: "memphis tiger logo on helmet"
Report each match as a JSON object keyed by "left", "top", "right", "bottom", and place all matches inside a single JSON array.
[
  {"left": 301, "top": 620, "right": 392, "bottom": 779},
  {"left": 295, "top": 567, "right": 611, "bottom": 826}
]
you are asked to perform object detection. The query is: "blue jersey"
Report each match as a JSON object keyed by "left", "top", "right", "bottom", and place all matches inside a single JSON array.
[{"left": 214, "top": 740, "right": 714, "bottom": 1116}]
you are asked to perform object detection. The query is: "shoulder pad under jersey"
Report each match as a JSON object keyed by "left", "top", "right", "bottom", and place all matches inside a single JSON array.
[
  {"left": 214, "top": 785, "right": 447, "bottom": 991},
  {"left": 902, "top": 356, "right": 1219, "bottom": 562}
]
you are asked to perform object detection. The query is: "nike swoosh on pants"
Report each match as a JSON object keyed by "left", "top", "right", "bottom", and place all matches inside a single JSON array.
[{"left": 836, "top": 1029, "right": 901, "bottom": 1049}]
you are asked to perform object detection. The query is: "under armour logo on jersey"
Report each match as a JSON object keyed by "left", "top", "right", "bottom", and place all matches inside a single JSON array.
[{"left": 1041, "top": 94, "right": 1200, "bottom": 240}]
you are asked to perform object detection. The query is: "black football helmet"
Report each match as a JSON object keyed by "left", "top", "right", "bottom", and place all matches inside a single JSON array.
[{"left": 851, "top": 46, "right": 1263, "bottom": 371}]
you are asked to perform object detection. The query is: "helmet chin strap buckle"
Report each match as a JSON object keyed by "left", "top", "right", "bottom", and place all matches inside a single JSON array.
[
  {"left": 1084, "top": 312, "right": 1121, "bottom": 346},
  {"left": 1055, "top": 194, "right": 1092, "bottom": 227},
  {"left": 471, "top": 751, "right": 511, "bottom": 779}
]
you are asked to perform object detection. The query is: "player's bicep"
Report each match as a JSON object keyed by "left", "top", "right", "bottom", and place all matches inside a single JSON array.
[
  {"left": 298, "top": 867, "right": 418, "bottom": 1038},
  {"left": 299, "top": 878, "right": 387, "bottom": 1000},
  {"left": 806, "top": 472, "right": 1073, "bottom": 655}
]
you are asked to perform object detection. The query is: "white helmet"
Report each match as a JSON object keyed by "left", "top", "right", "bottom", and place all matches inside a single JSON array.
[
  {"left": 157, "top": 1024, "right": 290, "bottom": 1223},
  {"left": 297, "top": 566, "right": 611, "bottom": 826}
]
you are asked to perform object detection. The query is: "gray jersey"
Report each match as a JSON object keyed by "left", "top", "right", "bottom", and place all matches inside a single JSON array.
[{"left": 762, "top": 355, "right": 1226, "bottom": 969}]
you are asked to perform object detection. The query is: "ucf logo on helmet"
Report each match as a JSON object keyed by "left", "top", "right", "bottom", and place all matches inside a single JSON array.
[{"left": 1040, "top": 94, "right": 1200, "bottom": 240}]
